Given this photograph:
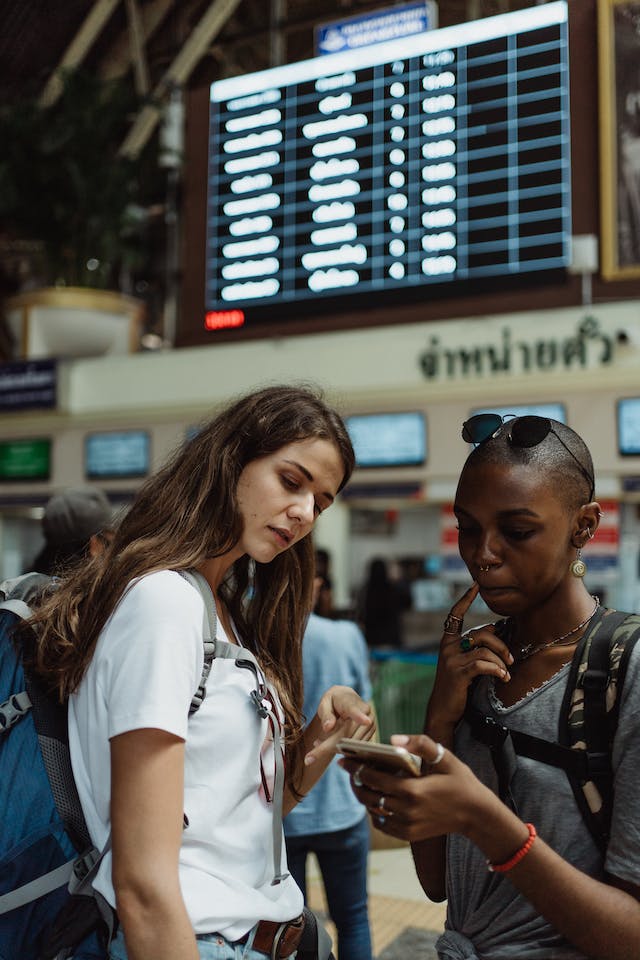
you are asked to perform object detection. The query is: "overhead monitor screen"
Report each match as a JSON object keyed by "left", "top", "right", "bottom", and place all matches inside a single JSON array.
[
  {"left": 618, "top": 398, "right": 640, "bottom": 456},
  {"left": 85, "top": 431, "right": 150, "bottom": 479},
  {"left": 346, "top": 411, "right": 426, "bottom": 467},
  {"left": 0, "top": 438, "right": 51, "bottom": 481},
  {"left": 205, "top": 2, "right": 570, "bottom": 327}
]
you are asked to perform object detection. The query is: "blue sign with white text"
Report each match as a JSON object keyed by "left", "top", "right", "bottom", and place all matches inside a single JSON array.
[
  {"left": 0, "top": 359, "right": 57, "bottom": 412},
  {"left": 315, "top": 1, "right": 437, "bottom": 55}
]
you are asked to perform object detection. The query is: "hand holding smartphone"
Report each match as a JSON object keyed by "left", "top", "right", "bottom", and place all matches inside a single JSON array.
[{"left": 337, "top": 738, "right": 421, "bottom": 777}]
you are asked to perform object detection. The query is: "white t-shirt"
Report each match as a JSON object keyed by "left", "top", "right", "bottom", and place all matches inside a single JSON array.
[{"left": 68, "top": 570, "right": 303, "bottom": 939}]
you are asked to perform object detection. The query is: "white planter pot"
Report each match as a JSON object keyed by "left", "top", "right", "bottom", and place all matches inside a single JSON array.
[{"left": 4, "top": 287, "right": 145, "bottom": 359}]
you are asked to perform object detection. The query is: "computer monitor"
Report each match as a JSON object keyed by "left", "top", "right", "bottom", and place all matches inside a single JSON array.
[
  {"left": 85, "top": 431, "right": 150, "bottom": 479},
  {"left": 618, "top": 398, "right": 640, "bottom": 456},
  {"left": 346, "top": 411, "right": 426, "bottom": 467}
]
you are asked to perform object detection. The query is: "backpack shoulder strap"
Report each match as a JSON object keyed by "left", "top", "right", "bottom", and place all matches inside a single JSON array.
[
  {"left": 178, "top": 569, "right": 218, "bottom": 716},
  {"left": 465, "top": 607, "right": 640, "bottom": 852},
  {"left": 605, "top": 611, "right": 640, "bottom": 732},
  {"left": 0, "top": 597, "right": 34, "bottom": 620},
  {"left": 0, "top": 600, "right": 34, "bottom": 735},
  {"left": 560, "top": 607, "right": 640, "bottom": 852},
  {"left": 0, "top": 571, "right": 52, "bottom": 605},
  {"left": 177, "top": 568, "right": 289, "bottom": 885}
]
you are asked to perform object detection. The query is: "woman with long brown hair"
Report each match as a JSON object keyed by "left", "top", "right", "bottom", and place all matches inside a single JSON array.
[{"left": 31, "top": 384, "right": 374, "bottom": 960}]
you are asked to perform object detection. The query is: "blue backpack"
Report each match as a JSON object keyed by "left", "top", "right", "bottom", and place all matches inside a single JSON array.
[
  {"left": 0, "top": 570, "right": 334, "bottom": 960},
  {"left": 0, "top": 572, "right": 113, "bottom": 960}
]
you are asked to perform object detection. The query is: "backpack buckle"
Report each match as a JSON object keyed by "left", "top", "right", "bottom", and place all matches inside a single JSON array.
[
  {"left": 585, "top": 751, "right": 612, "bottom": 779},
  {"left": 471, "top": 714, "right": 510, "bottom": 749},
  {"left": 72, "top": 849, "right": 100, "bottom": 882},
  {"left": 250, "top": 689, "right": 270, "bottom": 719},
  {"left": 582, "top": 668, "right": 608, "bottom": 692},
  {"left": 0, "top": 692, "right": 31, "bottom": 731}
]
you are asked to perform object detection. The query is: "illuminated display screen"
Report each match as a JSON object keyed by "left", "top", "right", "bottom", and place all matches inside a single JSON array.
[
  {"left": 0, "top": 438, "right": 50, "bottom": 481},
  {"left": 346, "top": 411, "right": 426, "bottom": 467},
  {"left": 205, "top": 2, "right": 570, "bottom": 326},
  {"left": 618, "top": 398, "right": 640, "bottom": 456},
  {"left": 85, "top": 431, "right": 150, "bottom": 479}
]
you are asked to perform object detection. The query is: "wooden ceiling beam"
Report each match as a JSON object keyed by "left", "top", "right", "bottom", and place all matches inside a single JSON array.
[
  {"left": 124, "top": 0, "right": 150, "bottom": 95},
  {"left": 119, "top": 0, "right": 243, "bottom": 159},
  {"left": 101, "top": 0, "right": 174, "bottom": 82},
  {"left": 40, "top": 0, "right": 122, "bottom": 107}
]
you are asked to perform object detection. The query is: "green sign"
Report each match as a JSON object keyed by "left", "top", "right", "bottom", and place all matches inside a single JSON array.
[{"left": 0, "top": 438, "right": 51, "bottom": 480}]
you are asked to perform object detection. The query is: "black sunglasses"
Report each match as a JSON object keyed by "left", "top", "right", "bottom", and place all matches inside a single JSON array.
[{"left": 461, "top": 414, "right": 595, "bottom": 501}]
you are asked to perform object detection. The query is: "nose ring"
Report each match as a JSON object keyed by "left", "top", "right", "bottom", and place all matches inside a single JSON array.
[{"left": 479, "top": 565, "right": 491, "bottom": 572}]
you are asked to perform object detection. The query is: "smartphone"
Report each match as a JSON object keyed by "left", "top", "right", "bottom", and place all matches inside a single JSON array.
[{"left": 337, "top": 738, "right": 422, "bottom": 777}]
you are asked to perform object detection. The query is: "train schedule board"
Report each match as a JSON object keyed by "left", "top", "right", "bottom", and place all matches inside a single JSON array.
[{"left": 205, "top": 2, "right": 570, "bottom": 329}]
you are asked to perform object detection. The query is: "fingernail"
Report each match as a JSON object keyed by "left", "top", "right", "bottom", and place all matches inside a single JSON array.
[
  {"left": 322, "top": 720, "right": 333, "bottom": 730},
  {"left": 502, "top": 670, "right": 511, "bottom": 681},
  {"left": 507, "top": 653, "right": 514, "bottom": 664},
  {"left": 391, "top": 734, "right": 409, "bottom": 745},
  {"left": 304, "top": 754, "right": 316, "bottom": 766}
]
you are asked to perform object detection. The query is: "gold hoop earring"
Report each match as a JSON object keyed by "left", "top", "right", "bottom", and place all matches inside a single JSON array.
[{"left": 570, "top": 548, "right": 587, "bottom": 578}]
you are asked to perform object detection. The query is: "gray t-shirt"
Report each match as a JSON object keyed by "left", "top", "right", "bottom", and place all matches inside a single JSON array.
[{"left": 441, "top": 642, "right": 640, "bottom": 960}]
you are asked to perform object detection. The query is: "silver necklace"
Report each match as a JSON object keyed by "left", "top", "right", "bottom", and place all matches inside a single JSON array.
[{"left": 515, "top": 596, "right": 600, "bottom": 662}]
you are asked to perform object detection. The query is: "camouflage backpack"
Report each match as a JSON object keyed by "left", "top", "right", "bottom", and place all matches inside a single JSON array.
[{"left": 466, "top": 606, "right": 640, "bottom": 853}]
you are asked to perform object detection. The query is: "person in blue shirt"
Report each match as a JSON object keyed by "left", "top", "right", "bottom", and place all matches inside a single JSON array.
[{"left": 284, "top": 570, "right": 373, "bottom": 960}]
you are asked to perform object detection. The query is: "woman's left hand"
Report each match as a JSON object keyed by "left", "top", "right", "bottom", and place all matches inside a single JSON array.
[
  {"left": 304, "top": 685, "right": 376, "bottom": 765},
  {"left": 340, "top": 733, "right": 500, "bottom": 843}
]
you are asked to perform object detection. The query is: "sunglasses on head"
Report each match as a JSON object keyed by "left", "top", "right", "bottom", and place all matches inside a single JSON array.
[{"left": 461, "top": 413, "right": 595, "bottom": 501}]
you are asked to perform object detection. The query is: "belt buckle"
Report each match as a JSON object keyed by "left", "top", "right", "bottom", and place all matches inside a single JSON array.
[
  {"left": 270, "top": 921, "right": 289, "bottom": 960},
  {"left": 270, "top": 915, "right": 304, "bottom": 960}
]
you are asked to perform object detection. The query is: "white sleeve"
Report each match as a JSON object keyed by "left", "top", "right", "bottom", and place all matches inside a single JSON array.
[{"left": 95, "top": 570, "right": 205, "bottom": 742}]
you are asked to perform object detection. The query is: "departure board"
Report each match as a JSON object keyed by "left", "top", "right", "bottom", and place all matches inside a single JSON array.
[{"left": 205, "top": 2, "right": 570, "bottom": 327}]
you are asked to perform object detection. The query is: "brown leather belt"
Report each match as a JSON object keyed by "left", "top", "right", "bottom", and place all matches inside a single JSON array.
[{"left": 238, "top": 914, "right": 306, "bottom": 959}]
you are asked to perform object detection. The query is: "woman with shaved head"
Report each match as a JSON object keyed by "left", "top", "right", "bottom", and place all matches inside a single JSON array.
[{"left": 344, "top": 415, "right": 640, "bottom": 960}]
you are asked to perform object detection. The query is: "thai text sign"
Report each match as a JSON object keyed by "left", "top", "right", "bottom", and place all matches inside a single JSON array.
[{"left": 419, "top": 314, "right": 622, "bottom": 380}]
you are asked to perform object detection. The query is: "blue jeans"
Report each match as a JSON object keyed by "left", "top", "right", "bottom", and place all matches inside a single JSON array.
[
  {"left": 285, "top": 815, "right": 372, "bottom": 960},
  {"left": 109, "top": 926, "right": 275, "bottom": 960}
]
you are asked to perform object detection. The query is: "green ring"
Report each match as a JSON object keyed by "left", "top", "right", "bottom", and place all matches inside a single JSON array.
[{"left": 460, "top": 636, "right": 473, "bottom": 653}]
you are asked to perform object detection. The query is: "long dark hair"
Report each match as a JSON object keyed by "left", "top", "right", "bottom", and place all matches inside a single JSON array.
[{"left": 28, "top": 384, "right": 354, "bottom": 782}]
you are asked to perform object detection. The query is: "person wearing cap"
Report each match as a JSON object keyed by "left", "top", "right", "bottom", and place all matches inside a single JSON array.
[{"left": 31, "top": 486, "right": 114, "bottom": 576}]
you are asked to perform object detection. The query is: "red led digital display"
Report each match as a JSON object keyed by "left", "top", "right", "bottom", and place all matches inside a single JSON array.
[{"left": 204, "top": 309, "right": 246, "bottom": 330}]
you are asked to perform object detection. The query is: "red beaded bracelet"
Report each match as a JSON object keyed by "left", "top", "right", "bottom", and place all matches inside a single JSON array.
[{"left": 487, "top": 823, "right": 537, "bottom": 873}]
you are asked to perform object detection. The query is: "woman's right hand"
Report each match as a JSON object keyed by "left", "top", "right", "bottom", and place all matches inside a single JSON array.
[{"left": 426, "top": 583, "right": 514, "bottom": 732}]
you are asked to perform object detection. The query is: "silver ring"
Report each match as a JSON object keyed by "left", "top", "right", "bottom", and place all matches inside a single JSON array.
[
  {"left": 353, "top": 764, "right": 364, "bottom": 788},
  {"left": 377, "top": 795, "right": 386, "bottom": 812},
  {"left": 428, "top": 743, "right": 445, "bottom": 766}
]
